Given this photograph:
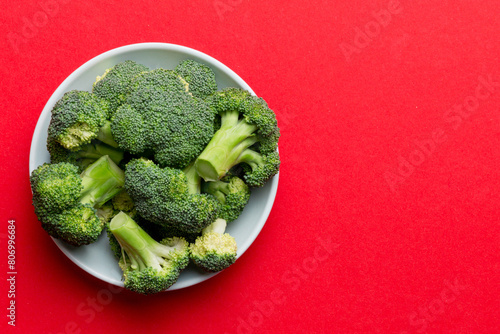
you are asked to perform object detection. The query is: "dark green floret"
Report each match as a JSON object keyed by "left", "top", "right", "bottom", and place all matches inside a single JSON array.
[
  {"left": 48, "top": 90, "right": 116, "bottom": 151},
  {"left": 111, "top": 68, "right": 216, "bottom": 169},
  {"left": 30, "top": 162, "right": 82, "bottom": 215},
  {"left": 202, "top": 175, "right": 250, "bottom": 222},
  {"left": 190, "top": 218, "right": 237, "bottom": 273},
  {"left": 30, "top": 155, "right": 125, "bottom": 246},
  {"left": 109, "top": 211, "right": 190, "bottom": 294},
  {"left": 194, "top": 88, "right": 280, "bottom": 187},
  {"left": 124, "top": 158, "right": 220, "bottom": 235},
  {"left": 175, "top": 59, "right": 218, "bottom": 99},
  {"left": 92, "top": 60, "right": 150, "bottom": 115}
]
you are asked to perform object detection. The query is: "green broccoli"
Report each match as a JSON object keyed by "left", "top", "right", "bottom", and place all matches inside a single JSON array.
[
  {"left": 47, "top": 136, "right": 124, "bottom": 172},
  {"left": 190, "top": 218, "right": 237, "bottom": 273},
  {"left": 124, "top": 158, "right": 220, "bottom": 235},
  {"left": 175, "top": 59, "right": 218, "bottom": 99},
  {"left": 92, "top": 60, "right": 150, "bottom": 115},
  {"left": 30, "top": 155, "right": 125, "bottom": 246},
  {"left": 48, "top": 90, "right": 118, "bottom": 151},
  {"left": 96, "top": 202, "right": 115, "bottom": 224},
  {"left": 202, "top": 174, "right": 250, "bottom": 222},
  {"left": 111, "top": 68, "right": 216, "bottom": 169},
  {"left": 111, "top": 190, "right": 135, "bottom": 212},
  {"left": 109, "top": 211, "right": 190, "bottom": 294},
  {"left": 194, "top": 88, "right": 280, "bottom": 187}
]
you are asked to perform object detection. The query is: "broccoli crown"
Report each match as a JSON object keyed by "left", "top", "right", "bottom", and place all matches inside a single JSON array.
[
  {"left": 124, "top": 158, "right": 220, "bottom": 234},
  {"left": 110, "top": 104, "right": 146, "bottom": 154},
  {"left": 112, "top": 190, "right": 135, "bottom": 212},
  {"left": 190, "top": 219, "right": 237, "bottom": 273},
  {"left": 42, "top": 203, "right": 104, "bottom": 246},
  {"left": 175, "top": 59, "right": 218, "bottom": 99},
  {"left": 30, "top": 156, "right": 125, "bottom": 246},
  {"left": 110, "top": 211, "right": 190, "bottom": 294},
  {"left": 194, "top": 88, "right": 280, "bottom": 186},
  {"left": 92, "top": 60, "right": 150, "bottom": 115},
  {"left": 30, "top": 162, "right": 82, "bottom": 216},
  {"left": 111, "top": 69, "right": 216, "bottom": 169},
  {"left": 202, "top": 175, "right": 251, "bottom": 222},
  {"left": 48, "top": 90, "right": 110, "bottom": 150}
]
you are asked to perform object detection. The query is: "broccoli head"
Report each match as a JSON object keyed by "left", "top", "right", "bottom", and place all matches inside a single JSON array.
[
  {"left": 194, "top": 88, "right": 280, "bottom": 187},
  {"left": 48, "top": 90, "right": 116, "bottom": 151},
  {"left": 109, "top": 211, "right": 190, "bottom": 294},
  {"left": 202, "top": 174, "right": 251, "bottom": 222},
  {"left": 111, "top": 68, "right": 216, "bottom": 169},
  {"left": 30, "top": 155, "right": 125, "bottom": 246},
  {"left": 30, "top": 162, "right": 82, "bottom": 215},
  {"left": 190, "top": 218, "right": 237, "bottom": 273},
  {"left": 92, "top": 60, "right": 150, "bottom": 115},
  {"left": 175, "top": 59, "right": 218, "bottom": 99},
  {"left": 124, "top": 158, "right": 220, "bottom": 235}
]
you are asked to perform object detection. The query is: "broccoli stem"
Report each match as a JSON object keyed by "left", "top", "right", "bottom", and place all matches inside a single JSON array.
[
  {"left": 202, "top": 218, "right": 227, "bottom": 235},
  {"left": 77, "top": 141, "right": 124, "bottom": 166},
  {"left": 97, "top": 121, "right": 120, "bottom": 148},
  {"left": 202, "top": 179, "right": 231, "bottom": 204},
  {"left": 110, "top": 212, "right": 178, "bottom": 271},
  {"left": 234, "top": 149, "right": 265, "bottom": 171},
  {"left": 195, "top": 112, "right": 258, "bottom": 181},
  {"left": 183, "top": 162, "right": 201, "bottom": 194},
  {"left": 79, "top": 155, "right": 125, "bottom": 208}
]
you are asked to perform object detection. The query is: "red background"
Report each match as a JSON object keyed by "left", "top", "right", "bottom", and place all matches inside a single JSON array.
[{"left": 1, "top": 0, "right": 499, "bottom": 333}]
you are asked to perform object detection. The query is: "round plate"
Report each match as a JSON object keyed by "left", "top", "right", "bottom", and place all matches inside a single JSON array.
[{"left": 29, "top": 43, "right": 279, "bottom": 291}]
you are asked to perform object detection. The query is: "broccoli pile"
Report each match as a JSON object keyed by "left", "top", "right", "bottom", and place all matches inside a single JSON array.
[{"left": 31, "top": 59, "right": 280, "bottom": 294}]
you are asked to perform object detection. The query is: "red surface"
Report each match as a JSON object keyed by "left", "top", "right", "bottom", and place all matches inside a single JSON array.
[{"left": 1, "top": 0, "right": 499, "bottom": 333}]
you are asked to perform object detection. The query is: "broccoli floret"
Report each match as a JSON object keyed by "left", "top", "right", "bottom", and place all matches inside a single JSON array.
[
  {"left": 175, "top": 59, "right": 218, "bottom": 99},
  {"left": 111, "top": 69, "right": 216, "bottom": 169},
  {"left": 92, "top": 60, "right": 150, "bottom": 115},
  {"left": 30, "top": 162, "right": 82, "bottom": 215},
  {"left": 109, "top": 211, "right": 190, "bottom": 294},
  {"left": 47, "top": 136, "right": 124, "bottom": 172},
  {"left": 41, "top": 204, "right": 103, "bottom": 246},
  {"left": 30, "top": 155, "right": 125, "bottom": 246},
  {"left": 190, "top": 218, "right": 237, "bottom": 273},
  {"left": 48, "top": 90, "right": 117, "bottom": 151},
  {"left": 96, "top": 202, "right": 115, "bottom": 224},
  {"left": 202, "top": 175, "right": 250, "bottom": 222},
  {"left": 194, "top": 88, "right": 280, "bottom": 187},
  {"left": 111, "top": 190, "right": 135, "bottom": 212},
  {"left": 124, "top": 158, "right": 220, "bottom": 235},
  {"left": 110, "top": 104, "right": 146, "bottom": 154}
]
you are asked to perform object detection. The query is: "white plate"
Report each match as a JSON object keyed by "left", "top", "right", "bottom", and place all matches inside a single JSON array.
[{"left": 29, "top": 43, "right": 279, "bottom": 291}]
